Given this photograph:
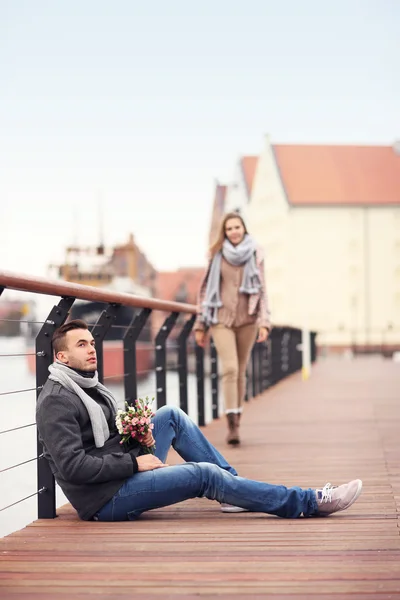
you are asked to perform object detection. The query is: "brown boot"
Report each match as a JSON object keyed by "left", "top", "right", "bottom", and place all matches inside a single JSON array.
[
  {"left": 236, "top": 412, "right": 241, "bottom": 440},
  {"left": 226, "top": 413, "right": 240, "bottom": 445}
]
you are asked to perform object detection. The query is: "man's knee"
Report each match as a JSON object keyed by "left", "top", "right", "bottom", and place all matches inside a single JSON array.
[
  {"left": 197, "top": 462, "right": 222, "bottom": 476},
  {"left": 155, "top": 404, "right": 182, "bottom": 420}
]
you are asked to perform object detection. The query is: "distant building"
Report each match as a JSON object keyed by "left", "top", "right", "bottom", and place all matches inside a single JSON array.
[
  {"left": 0, "top": 300, "right": 30, "bottom": 336},
  {"left": 224, "top": 156, "right": 258, "bottom": 218},
  {"left": 210, "top": 136, "right": 400, "bottom": 353},
  {"left": 208, "top": 183, "right": 227, "bottom": 246},
  {"left": 111, "top": 234, "right": 157, "bottom": 293}
]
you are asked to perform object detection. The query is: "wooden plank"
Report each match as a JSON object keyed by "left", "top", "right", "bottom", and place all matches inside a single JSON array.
[{"left": 1, "top": 357, "right": 400, "bottom": 598}]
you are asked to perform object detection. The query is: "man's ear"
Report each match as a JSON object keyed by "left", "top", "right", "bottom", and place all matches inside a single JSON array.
[{"left": 56, "top": 351, "right": 69, "bottom": 364}]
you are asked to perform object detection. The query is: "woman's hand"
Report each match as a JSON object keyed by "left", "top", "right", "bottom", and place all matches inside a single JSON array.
[
  {"left": 194, "top": 330, "right": 206, "bottom": 348},
  {"left": 257, "top": 327, "right": 269, "bottom": 343}
]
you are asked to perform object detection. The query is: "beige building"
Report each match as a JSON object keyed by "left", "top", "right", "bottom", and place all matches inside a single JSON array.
[{"left": 214, "top": 136, "right": 400, "bottom": 352}]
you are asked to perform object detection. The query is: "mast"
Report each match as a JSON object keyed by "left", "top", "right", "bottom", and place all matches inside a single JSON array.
[{"left": 97, "top": 194, "right": 105, "bottom": 255}]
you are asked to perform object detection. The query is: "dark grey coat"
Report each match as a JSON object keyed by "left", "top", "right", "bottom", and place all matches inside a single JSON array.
[{"left": 36, "top": 379, "right": 140, "bottom": 520}]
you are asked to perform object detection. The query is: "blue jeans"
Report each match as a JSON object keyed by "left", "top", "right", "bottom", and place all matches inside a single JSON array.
[{"left": 95, "top": 406, "right": 318, "bottom": 521}]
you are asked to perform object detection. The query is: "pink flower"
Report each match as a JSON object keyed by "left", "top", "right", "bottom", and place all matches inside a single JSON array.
[
  {"left": 149, "top": 423, "right": 154, "bottom": 430},
  {"left": 140, "top": 417, "right": 146, "bottom": 425},
  {"left": 131, "top": 431, "right": 136, "bottom": 438},
  {"left": 132, "top": 417, "right": 138, "bottom": 425}
]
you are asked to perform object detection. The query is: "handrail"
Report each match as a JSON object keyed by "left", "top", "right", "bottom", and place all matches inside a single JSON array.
[
  {"left": 0, "top": 270, "right": 197, "bottom": 314},
  {"left": 0, "top": 270, "right": 317, "bottom": 526}
]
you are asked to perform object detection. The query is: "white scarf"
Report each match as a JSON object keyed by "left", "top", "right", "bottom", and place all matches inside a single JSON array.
[
  {"left": 48, "top": 360, "right": 119, "bottom": 448},
  {"left": 201, "top": 235, "right": 261, "bottom": 326}
]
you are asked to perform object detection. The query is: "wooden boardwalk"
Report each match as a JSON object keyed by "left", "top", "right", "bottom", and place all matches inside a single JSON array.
[{"left": 1, "top": 356, "right": 400, "bottom": 599}]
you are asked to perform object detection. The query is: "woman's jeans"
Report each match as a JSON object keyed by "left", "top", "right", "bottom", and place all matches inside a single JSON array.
[{"left": 95, "top": 406, "right": 318, "bottom": 521}]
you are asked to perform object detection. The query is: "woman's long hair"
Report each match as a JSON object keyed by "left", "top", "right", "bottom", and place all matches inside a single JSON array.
[{"left": 209, "top": 212, "right": 248, "bottom": 258}]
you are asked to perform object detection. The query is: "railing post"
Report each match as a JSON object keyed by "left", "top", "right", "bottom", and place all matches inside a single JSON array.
[
  {"left": 263, "top": 343, "right": 268, "bottom": 390},
  {"left": 210, "top": 338, "right": 219, "bottom": 420},
  {"left": 301, "top": 328, "right": 311, "bottom": 381},
  {"left": 270, "top": 329, "right": 278, "bottom": 386},
  {"left": 287, "top": 328, "right": 293, "bottom": 374},
  {"left": 123, "top": 308, "right": 152, "bottom": 405},
  {"left": 155, "top": 312, "right": 179, "bottom": 408},
  {"left": 258, "top": 341, "right": 264, "bottom": 392},
  {"left": 253, "top": 344, "right": 258, "bottom": 396},
  {"left": 281, "top": 330, "right": 290, "bottom": 376},
  {"left": 257, "top": 343, "right": 263, "bottom": 393},
  {"left": 276, "top": 329, "right": 284, "bottom": 383},
  {"left": 310, "top": 331, "right": 317, "bottom": 363},
  {"left": 177, "top": 315, "right": 196, "bottom": 415},
  {"left": 264, "top": 337, "right": 272, "bottom": 390},
  {"left": 294, "top": 328, "right": 302, "bottom": 373},
  {"left": 195, "top": 343, "right": 205, "bottom": 426},
  {"left": 251, "top": 345, "right": 257, "bottom": 398},
  {"left": 36, "top": 296, "right": 75, "bottom": 519},
  {"left": 90, "top": 304, "right": 122, "bottom": 383}
]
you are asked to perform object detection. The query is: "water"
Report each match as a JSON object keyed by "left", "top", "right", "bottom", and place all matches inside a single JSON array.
[{"left": 0, "top": 337, "right": 215, "bottom": 538}]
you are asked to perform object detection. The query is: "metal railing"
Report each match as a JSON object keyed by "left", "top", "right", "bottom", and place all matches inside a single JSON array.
[{"left": 0, "top": 270, "right": 316, "bottom": 522}]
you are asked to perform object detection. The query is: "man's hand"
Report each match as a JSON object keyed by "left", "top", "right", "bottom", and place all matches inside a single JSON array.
[
  {"left": 257, "top": 327, "right": 269, "bottom": 343},
  {"left": 136, "top": 455, "right": 168, "bottom": 472},
  {"left": 194, "top": 330, "right": 206, "bottom": 348},
  {"left": 142, "top": 431, "right": 155, "bottom": 447}
]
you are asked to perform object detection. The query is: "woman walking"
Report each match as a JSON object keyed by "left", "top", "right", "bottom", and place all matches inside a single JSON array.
[{"left": 194, "top": 212, "right": 271, "bottom": 445}]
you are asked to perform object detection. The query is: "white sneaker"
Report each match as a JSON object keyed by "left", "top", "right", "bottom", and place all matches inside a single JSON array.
[
  {"left": 316, "top": 479, "right": 363, "bottom": 515},
  {"left": 220, "top": 503, "right": 249, "bottom": 513}
]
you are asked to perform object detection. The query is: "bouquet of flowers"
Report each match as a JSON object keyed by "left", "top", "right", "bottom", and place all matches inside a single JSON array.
[{"left": 115, "top": 396, "right": 156, "bottom": 454}]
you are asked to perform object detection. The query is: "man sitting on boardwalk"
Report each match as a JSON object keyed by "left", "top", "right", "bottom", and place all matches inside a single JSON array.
[{"left": 36, "top": 319, "right": 363, "bottom": 522}]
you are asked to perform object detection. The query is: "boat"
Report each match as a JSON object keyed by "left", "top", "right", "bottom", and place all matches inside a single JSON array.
[
  {"left": 27, "top": 234, "right": 157, "bottom": 381},
  {"left": 0, "top": 300, "right": 32, "bottom": 337}
]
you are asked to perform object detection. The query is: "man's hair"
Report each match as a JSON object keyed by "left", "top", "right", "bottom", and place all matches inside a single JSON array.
[{"left": 52, "top": 319, "right": 89, "bottom": 355}]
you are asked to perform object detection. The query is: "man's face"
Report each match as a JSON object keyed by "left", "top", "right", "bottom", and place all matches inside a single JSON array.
[{"left": 56, "top": 328, "right": 97, "bottom": 372}]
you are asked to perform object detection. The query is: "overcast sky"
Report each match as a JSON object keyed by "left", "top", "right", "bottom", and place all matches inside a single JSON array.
[{"left": 1, "top": 0, "right": 399, "bottom": 279}]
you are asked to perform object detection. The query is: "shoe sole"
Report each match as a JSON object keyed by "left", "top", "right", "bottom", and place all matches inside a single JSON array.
[{"left": 220, "top": 506, "right": 249, "bottom": 513}]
